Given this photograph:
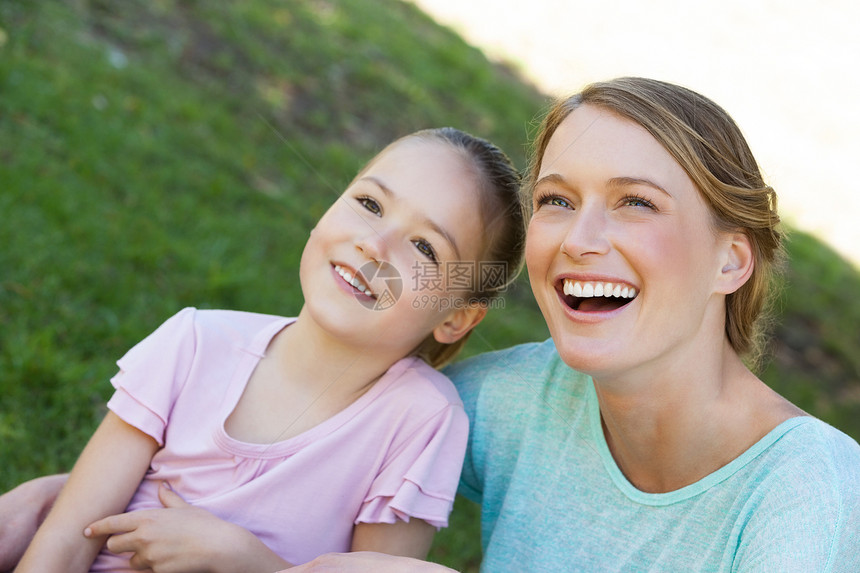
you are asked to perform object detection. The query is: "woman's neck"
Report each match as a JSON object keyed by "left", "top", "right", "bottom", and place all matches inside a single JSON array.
[{"left": 593, "top": 340, "right": 803, "bottom": 493}]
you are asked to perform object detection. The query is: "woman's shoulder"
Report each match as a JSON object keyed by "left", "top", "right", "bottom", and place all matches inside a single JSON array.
[
  {"left": 444, "top": 338, "right": 592, "bottom": 418},
  {"left": 444, "top": 338, "right": 566, "bottom": 383},
  {"left": 732, "top": 417, "right": 860, "bottom": 567},
  {"left": 749, "top": 417, "right": 860, "bottom": 501},
  {"left": 774, "top": 417, "right": 860, "bottom": 471}
]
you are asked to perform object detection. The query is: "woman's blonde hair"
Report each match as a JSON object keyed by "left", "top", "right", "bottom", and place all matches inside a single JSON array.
[{"left": 527, "top": 77, "right": 784, "bottom": 366}]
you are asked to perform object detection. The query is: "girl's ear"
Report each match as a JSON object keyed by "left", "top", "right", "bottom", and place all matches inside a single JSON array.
[
  {"left": 715, "top": 231, "right": 755, "bottom": 295},
  {"left": 432, "top": 303, "right": 488, "bottom": 344}
]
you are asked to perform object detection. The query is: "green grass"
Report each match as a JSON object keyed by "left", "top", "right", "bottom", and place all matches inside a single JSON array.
[
  {"left": 764, "top": 230, "right": 860, "bottom": 436},
  {"left": 0, "top": 1, "right": 857, "bottom": 571}
]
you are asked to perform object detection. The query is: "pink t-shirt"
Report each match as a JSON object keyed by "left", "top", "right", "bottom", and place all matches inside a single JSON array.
[{"left": 91, "top": 308, "right": 468, "bottom": 569}]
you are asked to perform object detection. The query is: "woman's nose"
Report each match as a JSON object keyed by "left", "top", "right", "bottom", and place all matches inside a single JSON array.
[{"left": 560, "top": 205, "right": 611, "bottom": 259}]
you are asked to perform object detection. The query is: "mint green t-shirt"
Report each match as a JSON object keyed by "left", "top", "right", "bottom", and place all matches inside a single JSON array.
[{"left": 446, "top": 340, "right": 860, "bottom": 572}]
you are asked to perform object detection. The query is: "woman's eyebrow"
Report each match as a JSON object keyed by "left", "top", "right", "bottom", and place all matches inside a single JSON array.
[
  {"left": 535, "top": 173, "right": 673, "bottom": 199},
  {"left": 608, "top": 176, "right": 673, "bottom": 198},
  {"left": 358, "top": 176, "right": 461, "bottom": 260},
  {"left": 533, "top": 173, "right": 568, "bottom": 189}
]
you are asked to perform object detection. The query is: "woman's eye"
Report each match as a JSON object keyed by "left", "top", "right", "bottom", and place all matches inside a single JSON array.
[
  {"left": 623, "top": 195, "right": 657, "bottom": 210},
  {"left": 358, "top": 196, "right": 382, "bottom": 215},
  {"left": 413, "top": 239, "right": 438, "bottom": 263},
  {"left": 536, "top": 194, "right": 573, "bottom": 209}
]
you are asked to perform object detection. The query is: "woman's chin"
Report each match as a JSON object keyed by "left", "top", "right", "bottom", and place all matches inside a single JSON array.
[{"left": 552, "top": 338, "right": 608, "bottom": 374}]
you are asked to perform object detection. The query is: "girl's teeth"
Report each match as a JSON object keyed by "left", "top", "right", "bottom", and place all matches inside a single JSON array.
[
  {"left": 562, "top": 280, "right": 637, "bottom": 299},
  {"left": 334, "top": 265, "right": 372, "bottom": 295}
]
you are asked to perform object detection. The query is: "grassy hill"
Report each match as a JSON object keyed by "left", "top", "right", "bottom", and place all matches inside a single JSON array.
[{"left": 1, "top": 1, "right": 857, "bottom": 570}]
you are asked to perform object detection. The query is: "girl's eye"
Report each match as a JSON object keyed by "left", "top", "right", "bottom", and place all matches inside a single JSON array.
[
  {"left": 622, "top": 195, "right": 657, "bottom": 210},
  {"left": 358, "top": 196, "right": 382, "bottom": 215},
  {"left": 535, "top": 194, "right": 573, "bottom": 209},
  {"left": 413, "top": 239, "right": 438, "bottom": 263}
]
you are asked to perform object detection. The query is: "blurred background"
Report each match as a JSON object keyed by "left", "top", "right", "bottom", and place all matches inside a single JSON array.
[
  {"left": 415, "top": 0, "right": 860, "bottom": 267},
  {"left": 1, "top": 1, "right": 857, "bottom": 570}
]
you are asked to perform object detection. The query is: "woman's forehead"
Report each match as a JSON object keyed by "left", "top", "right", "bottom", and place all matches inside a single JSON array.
[{"left": 540, "top": 105, "right": 687, "bottom": 187}]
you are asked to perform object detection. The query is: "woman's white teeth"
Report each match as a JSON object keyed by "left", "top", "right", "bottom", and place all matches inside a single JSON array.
[
  {"left": 563, "top": 280, "right": 636, "bottom": 299},
  {"left": 334, "top": 265, "right": 373, "bottom": 295}
]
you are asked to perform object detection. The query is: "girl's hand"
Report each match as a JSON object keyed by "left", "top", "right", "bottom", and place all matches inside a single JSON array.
[{"left": 85, "top": 482, "right": 289, "bottom": 573}]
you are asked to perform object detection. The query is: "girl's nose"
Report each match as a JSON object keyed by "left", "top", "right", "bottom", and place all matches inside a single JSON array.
[
  {"left": 356, "top": 229, "right": 390, "bottom": 262},
  {"left": 560, "top": 205, "right": 611, "bottom": 259}
]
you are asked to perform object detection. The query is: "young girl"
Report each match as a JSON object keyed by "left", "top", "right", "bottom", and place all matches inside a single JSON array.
[{"left": 14, "top": 127, "right": 526, "bottom": 571}]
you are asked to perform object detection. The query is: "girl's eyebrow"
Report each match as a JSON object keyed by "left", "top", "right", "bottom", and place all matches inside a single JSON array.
[{"left": 358, "top": 176, "right": 462, "bottom": 260}]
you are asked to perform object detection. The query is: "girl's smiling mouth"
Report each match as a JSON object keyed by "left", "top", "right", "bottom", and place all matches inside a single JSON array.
[
  {"left": 334, "top": 264, "right": 376, "bottom": 298},
  {"left": 559, "top": 279, "right": 638, "bottom": 312}
]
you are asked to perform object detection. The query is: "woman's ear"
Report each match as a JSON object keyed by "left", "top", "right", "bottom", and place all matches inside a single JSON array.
[
  {"left": 716, "top": 232, "right": 755, "bottom": 295},
  {"left": 432, "top": 303, "right": 488, "bottom": 344}
]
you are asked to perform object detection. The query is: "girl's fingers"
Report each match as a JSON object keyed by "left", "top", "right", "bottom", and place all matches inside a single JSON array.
[
  {"left": 127, "top": 547, "right": 156, "bottom": 571},
  {"left": 103, "top": 529, "right": 138, "bottom": 555},
  {"left": 85, "top": 511, "right": 138, "bottom": 538},
  {"left": 157, "top": 481, "right": 188, "bottom": 509}
]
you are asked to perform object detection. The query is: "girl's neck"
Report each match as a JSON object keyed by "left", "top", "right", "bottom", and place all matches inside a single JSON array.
[
  {"left": 593, "top": 340, "right": 803, "bottom": 493},
  {"left": 223, "top": 307, "right": 414, "bottom": 445},
  {"left": 271, "top": 307, "right": 408, "bottom": 398}
]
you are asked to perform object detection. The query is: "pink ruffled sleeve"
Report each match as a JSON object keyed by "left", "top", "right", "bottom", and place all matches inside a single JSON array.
[
  {"left": 356, "top": 400, "right": 469, "bottom": 529},
  {"left": 106, "top": 307, "right": 197, "bottom": 446}
]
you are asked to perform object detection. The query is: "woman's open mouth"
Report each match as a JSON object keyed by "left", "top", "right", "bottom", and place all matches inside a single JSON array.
[{"left": 560, "top": 279, "right": 637, "bottom": 312}]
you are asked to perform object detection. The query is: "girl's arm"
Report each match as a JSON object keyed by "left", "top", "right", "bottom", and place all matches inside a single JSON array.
[
  {"left": 84, "top": 482, "right": 291, "bottom": 572},
  {"left": 351, "top": 519, "right": 436, "bottom": 559},
  {"left": 15, "top": 411, "right": 158, "bottom": 572},
  {"left": 82, "top": 506, "right": 437, "bottom": 571}
]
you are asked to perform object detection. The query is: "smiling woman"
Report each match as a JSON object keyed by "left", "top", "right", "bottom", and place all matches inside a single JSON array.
[
  {"left": 440, "top": 78, "right": 860, "bottom": 572},
  {"left": 530, "top": 79, "right": 784, "bottom": 367},
  {"left": 526, "top": 99, "right": 757, "bottom": 378}
]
